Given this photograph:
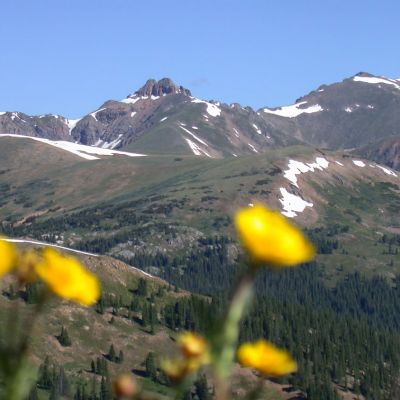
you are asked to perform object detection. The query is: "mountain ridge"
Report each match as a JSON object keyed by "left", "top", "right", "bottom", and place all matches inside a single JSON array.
[{"left": 2, "top": 72, "right": 400, "bottom": 168}]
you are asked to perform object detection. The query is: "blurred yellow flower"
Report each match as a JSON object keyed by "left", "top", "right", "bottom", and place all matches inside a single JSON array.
[
  {"left": 161, "top": 358, "right": 201, "bottom": 384},
  {"left": 16, "top": 249, "right": 40, "bottom": 283},
  {"left": 0, "top": 239, "right": 17, "bottom": 278},
  {"left": 35, "top": 248, "right": 100, "bottom": 306},
  {"left": 178, "top": 331, "right": 207, "bottom": 359},
  {"left": 113, "top": 374, "right": 138, "bottom": 398},
  {"left": 235, "top": 204, "right": 315, "bottom": 266},
  {"left": 237, "top": 339, "right": 297, "bottom": 377}
]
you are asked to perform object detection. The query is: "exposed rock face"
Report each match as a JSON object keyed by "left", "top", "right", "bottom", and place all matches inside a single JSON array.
[
  {"left": 354, "top": 136, "right": 400, "bottom": 170},
  {"left": 134, "top": 78, "right": 191, "bottom": 97},
  {"left": 259, "top": 72, "right": 400, "bottom": 150},
  {"left": 3, "top": 73, "right": 400, "bottom": 168},
  {"left": 0, "top": 112, "right": 71, "bottom": 140}
]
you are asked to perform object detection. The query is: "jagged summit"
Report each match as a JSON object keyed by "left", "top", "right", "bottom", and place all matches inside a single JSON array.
[
  {"left": 133, "top": 78, "right": 191, "bottom": 97},
  {"left": 354, "top": 71, "right": 375, "bottom": 78}
]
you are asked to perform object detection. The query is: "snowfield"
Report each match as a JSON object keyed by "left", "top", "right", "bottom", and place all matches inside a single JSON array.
[
  {"left": 279, "top": 155, "right": 398, "bottom": 218},
  {"left": 353, "top": 76, "right": 400, "bottom": 90},
  {"left": 279, "top": 188, "right": 313, "bottom": 218},
  {"left": 263, "top": 101, "right": 323, "bottom": 118},
  {"left": 0, "top": 134, "right": 146, "bottom": 160},
  {"left": 191, "top": 98, "right": 221, "bottom": 117}
]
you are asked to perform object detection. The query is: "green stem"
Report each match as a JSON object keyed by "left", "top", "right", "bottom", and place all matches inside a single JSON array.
[
  {"left": 213, "top": 270, "right": 256, "bottom": 400},
  {"left": 3, "top": 288, "right": 48, "bottom": 400}
]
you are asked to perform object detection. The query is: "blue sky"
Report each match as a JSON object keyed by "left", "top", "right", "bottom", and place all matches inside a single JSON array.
[{"left": 1, "top": 0, "right": 399, "bottom": 118}]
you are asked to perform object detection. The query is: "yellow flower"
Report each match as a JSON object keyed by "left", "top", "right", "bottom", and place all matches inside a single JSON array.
[
  {"left": 161, "top": 358, "right": 201, "bottom": 384},
  {"left": 35, "top": 248, "right": 100, "bottom": 306},
  {"left": 237, "top": 340, "right": 297, "bottom": 377},
  {"left": 234, "top": 204, "right": 315, "bottom": 266},
  {"left": 16, "top": 249, "right": 40, "bottom": 283},
  {"left": 113, "top": 374, "right": 139, "bottom": 398},
  {"left": 178, "top": 331, "right": 207, "bottom": 359},
  {"left": 0, "top": 239, "right": 17, "bottom": 278}
]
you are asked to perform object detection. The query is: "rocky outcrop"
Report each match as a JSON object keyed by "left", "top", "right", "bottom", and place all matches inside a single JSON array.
[{"left": 134, "top": 78, "right": 191, "bottom": 97}]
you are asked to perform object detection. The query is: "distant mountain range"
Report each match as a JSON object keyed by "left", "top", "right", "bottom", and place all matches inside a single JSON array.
[{"left": 1, "top": 72, "right": 400, "bottom": 167}]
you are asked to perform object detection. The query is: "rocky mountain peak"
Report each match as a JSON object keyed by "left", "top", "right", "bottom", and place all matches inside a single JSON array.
[
  {"left": 134, "top": 78, "right": 191, "bottom": 97},
  {"left": 354, "top": 71, "right": 374, "bottom": 78}
]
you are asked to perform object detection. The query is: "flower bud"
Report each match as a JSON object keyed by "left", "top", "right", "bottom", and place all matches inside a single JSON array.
[{"left": 113, "top": 374, "right": 138, "bottom": 398}]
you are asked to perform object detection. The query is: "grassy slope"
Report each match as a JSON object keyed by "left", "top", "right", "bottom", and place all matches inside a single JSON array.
[
  {"left": 0, "top": 248, "right": 284, "bottom": 399},
  {"left": 2, "top": 137, "right": 400, "bottom": 282}
]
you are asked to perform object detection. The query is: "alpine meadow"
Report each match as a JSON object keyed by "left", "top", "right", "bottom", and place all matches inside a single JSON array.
[{"left": 1, "top": 2, "right": 400, "bottom": 400}]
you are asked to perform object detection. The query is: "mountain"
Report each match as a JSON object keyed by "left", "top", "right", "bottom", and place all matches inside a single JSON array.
[
  {"left": 3, "top": 74, "right": 400, "bottom": 398},
  {"left": 3, "top": 72, "right": 400, "bottom": 166},
  {"left": 0, "top": 78, "right": 299, "bottom": 158},
  {"left": 260, "top": 72, "right": 400, "bottom": 150}
]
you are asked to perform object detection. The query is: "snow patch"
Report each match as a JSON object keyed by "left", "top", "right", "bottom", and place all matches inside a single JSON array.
[
  {"left": 263, "top": 101, "right": 323, "bottom": 118},
  {"left": 345, "top": 107, "right": 353, "bottom": 113},
  {"left": 248, "top": 143, "right": 258, "bottom": 153},
  {"left": 131, "top": 111, "right": 137, "bottom": 118},
  {"left": 283, "top": 157, "right": 329, "bottom": 187},
  {"left": 252, "top": 124, "right": 262, "bottom": 135},
  {"left": 192, "top": 126, "right": 198, "bottom": 130},
  {"left": 0, "top": 112, "right": 6, "bottom": 116},
  {"left": 120, "top": 96, "right": 140, "bottom": 104},
  {"left": 376, "top": 165, "right": 397, "bottom": 176},
  {"left": 184, "top": 138, "right": 211, "bottom": 157},
  {"left": 233, "top": 128, "right": 240, "bottom": 137},
  {"left": 0, "top": 134, "right": 146, "bottom": 160},
  {"left": 191, "top": 98, "right": 221, "bottom": 117},
  {"left": 65, "top": 118, "right": 82, "bottom": 134},
  {"left": 335, "top": 161, "right": 344, "bottom": 166},
  {"left": 90, "top": 107, "right": 107, "bottom": 121},
  {"left": 353, "top": 76, "right": 400, "bottom": 90},
  {"left": 352, "top": 160, "right": 366, "bottom": 167},
  {"left": 179, "top": 126, "right": 208, "bottom": 146},
  {"left": 279, "top": 188, "right": 313, "bottom": 218},
  {"left": 160, "top": 116, "right": 168, "bottom": 122},
  {"left": 95, "top": 134, "right": 123, "bottom": 150}
]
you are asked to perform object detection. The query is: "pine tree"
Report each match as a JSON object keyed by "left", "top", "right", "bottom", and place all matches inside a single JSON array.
[
  {"left": 137, "top": 278, "right": 148, "bottom": 297},
  {"left": 58, "top": 367, "right": 70, "bottom": 396},
  {"left": 89, "top": 376, "right": 97, "bottom": 400},
  {"left": 107, "top": 344, "right": 116, "bottom": 362},
  {"left": 58, "top": 326, "right": 72, "bottom": 347},
  {"left": 100, "top": 376, "right": 112, "bottom": 400},
  {"left": 118, "top": 350, "right": 124, "bottom": 364},
  {"left": 38, "top": 356, "right": 53, "bottom": 389},
  {"left": 145, "top": 352, "right": 157, "bottom": 381}
]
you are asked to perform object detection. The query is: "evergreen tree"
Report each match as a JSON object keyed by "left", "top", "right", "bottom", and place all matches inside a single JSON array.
[
  {"left": 58, "top": 326, "right": 72, "bottom": 347},
  {"left": 38, "top": 356, "right": 53, "bottom": 389},
  {"left": 145, "top": 352, "right": 157, "bottom": 381},
  {"left": 107, "top": 344, "right": 116, "bottom": 362},
  {"left": 137, "top": 278, "right": 148, "bottom": 297},
  {"left": 99, "top": 376, "right": 112, "bottom": 400}
]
